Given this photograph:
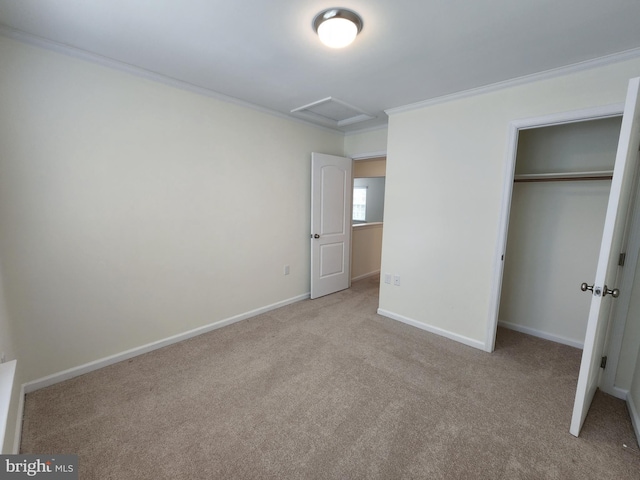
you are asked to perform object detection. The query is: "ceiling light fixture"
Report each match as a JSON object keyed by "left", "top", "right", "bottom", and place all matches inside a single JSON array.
[{"left": 313, "top": 8, "right": 363, "bottom": 49}]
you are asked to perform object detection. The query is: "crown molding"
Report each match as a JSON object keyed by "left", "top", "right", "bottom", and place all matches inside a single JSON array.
[
  {"left": 5, "top": 24, "right": 634, "bottom": 134},
  {"left": 0, "top": 26, "right": 345, "bottom": 135},
  {"left": 386, "top": 47, "right": 640, "bottom": 116}
]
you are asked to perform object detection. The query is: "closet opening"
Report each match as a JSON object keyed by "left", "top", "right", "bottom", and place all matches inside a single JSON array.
[{"left": 498, "top": 116, "right": 622, "bottom": 349}]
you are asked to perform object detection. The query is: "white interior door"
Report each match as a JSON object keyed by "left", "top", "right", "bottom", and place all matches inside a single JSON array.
[
  {"left": 570, "top": 77, "right": 640, "bottom": 436},
  {"left": 311, "top": 152, "right": 352, "bottom": 299}
]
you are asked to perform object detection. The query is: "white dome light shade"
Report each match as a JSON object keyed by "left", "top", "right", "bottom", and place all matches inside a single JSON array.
[
  {"left": 317, "top": 18, "right": 358, "bottom": 48},
  {"left": 313, "top": 8, "right": 363, "bottom": 49}
]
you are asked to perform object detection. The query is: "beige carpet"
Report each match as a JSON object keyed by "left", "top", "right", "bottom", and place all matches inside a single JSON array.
[{"left": 20, "top": 276, "right": 640, "bottom": 479}]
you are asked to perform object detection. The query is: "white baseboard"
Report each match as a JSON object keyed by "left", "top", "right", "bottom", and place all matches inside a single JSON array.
[
  {"left": 351, "top": 270, "right": 380, "bottom": 282},
  {"left": 607, "top": 386, "right": 629, "bottom": 401},
  {"left": 12, "top": 292, "right": 310, "bottom": 453},
  {"left": 377, "top": 309, "right": 486, "bottom": 351},
  {"left": 498, "top": 320, "right": 584, "bottom": 349},
  {"left": 627, "top": 392, "right": 640, "bottom": 448},
  {"left": 22, "top": 292, "right": 310, "bottom": 395}
]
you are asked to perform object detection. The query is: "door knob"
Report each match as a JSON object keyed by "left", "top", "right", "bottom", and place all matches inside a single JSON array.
[
  {"left": 313, "top": 234, "right": 320, "bottom": 239},
  {"left": 580, "top": 283, "right": 594, "bottom": 293},
  {"left": 603, "top": 285, "right": 620, "bottom": 298}
]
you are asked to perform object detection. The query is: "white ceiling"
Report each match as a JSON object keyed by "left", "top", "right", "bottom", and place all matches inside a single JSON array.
[{"left": 1, "top": 1, "right": 640, "bottom": 133}]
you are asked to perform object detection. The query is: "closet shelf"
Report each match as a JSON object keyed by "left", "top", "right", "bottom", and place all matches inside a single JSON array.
[{"left": 514, "top": 170, "right": 614, "bottom": 183}]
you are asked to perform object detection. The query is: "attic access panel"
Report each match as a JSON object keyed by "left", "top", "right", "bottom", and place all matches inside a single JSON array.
[{"left": 291, "top": 97, "right": 375, "bottom": 128}]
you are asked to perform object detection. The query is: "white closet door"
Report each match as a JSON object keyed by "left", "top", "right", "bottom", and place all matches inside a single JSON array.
[{"left": 570, "top": 77, "right": 640, "bottom": 436}]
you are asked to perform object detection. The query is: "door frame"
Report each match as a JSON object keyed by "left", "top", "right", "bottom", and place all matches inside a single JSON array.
[
  {"left": 600, "top": 143, "right": 640, "bottom": 399},
  {"left": 485, "top": 103, "right": 625, "bottom": 353},
  {"left": 310, "top": 150, "right": 388, "bottom": 298}
]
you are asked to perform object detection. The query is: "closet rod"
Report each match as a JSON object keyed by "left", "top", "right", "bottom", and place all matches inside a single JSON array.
[{"left": 514, "top": 170, "right": 613, "bottom": 183}]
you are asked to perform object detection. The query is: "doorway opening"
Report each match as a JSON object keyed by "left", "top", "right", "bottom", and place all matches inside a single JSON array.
[
  {"left": 310, "top": 151, "right": 387, "bottom": 299},
  {"left": 497, "top": 116, "right": 622, "bottom": 350},
  {"left": 352, "top": 156, "right": 386, "bottom": 283},
  {"left": 487, "top": 104, "right": 625, "bottom": 353}
]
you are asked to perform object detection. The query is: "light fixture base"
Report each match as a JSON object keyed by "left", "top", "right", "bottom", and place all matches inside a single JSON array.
[{"left": 313, "top": 8, "right": 363, "bottom": 48}]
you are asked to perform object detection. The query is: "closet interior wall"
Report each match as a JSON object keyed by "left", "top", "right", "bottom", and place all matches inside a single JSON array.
[{"left": 498, "top": 117, "right": 622, "bottom": 348}]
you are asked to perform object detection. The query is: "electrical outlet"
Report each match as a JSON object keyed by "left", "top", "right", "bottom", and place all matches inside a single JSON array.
[
  {"left": 284, "top": 265, "right": 290, "bottom": 275},
  {"left": 384, "top": 273, "right": 391, "bottom": 284},
  {"left": 393, "top": 275, "right": 401, "bottom": 286}
]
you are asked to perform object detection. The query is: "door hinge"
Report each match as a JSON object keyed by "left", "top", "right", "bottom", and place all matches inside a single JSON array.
[
  {"left": 619, "top": 253, "right": 626, "bottom": 267},
  {"left": 600, "top": 356, "right": 608, "bottom": 369}
]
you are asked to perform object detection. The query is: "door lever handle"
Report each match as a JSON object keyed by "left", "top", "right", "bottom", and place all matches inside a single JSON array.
[
  {"left": 580, "top": 282, "right": 594, "bottom": 293},
  {"left": 603, "top": 285, "right": 620, "bottom": 298}
]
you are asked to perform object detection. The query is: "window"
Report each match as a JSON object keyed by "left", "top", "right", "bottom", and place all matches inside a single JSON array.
[{"left": 353, "top": 187, "right": 367, "bottom": 221}]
